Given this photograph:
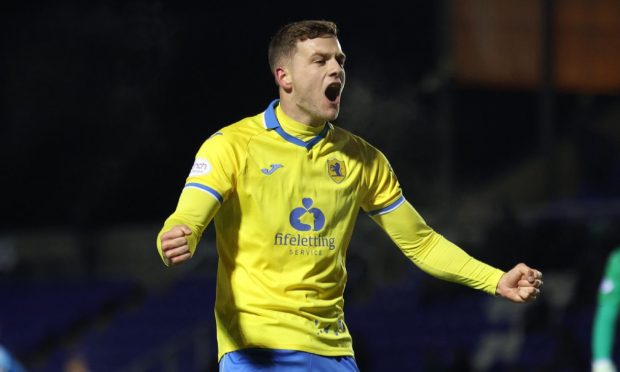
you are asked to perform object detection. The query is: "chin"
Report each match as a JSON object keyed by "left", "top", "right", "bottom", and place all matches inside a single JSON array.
[{"left": 324, "top": 106, "right": 340, "bottom": 122}]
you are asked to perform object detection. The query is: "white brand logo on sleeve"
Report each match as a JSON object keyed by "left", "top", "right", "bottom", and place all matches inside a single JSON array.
[
  {"left": 600, "top": 278, "right": 614, "bottom": 294},
  {"left": 189, "top": 158, "right": 212, "bottom": 176}
]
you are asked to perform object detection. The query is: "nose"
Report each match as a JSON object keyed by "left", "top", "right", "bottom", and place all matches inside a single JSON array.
[{"left": 328, "top": 59, "right": 344, "bottom": 78}]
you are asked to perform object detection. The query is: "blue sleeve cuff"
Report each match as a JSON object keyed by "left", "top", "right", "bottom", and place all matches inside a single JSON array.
[
  {"left": 185, "top": 182, "right": 223, "bottom": 203},
  {"left": 367, "top": 195, "right": 405, "bottom": 216}
]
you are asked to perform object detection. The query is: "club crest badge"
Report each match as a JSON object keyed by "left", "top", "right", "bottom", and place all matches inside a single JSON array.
[{"left": 327, "top": 158, "right": 346, "bottom": 183}]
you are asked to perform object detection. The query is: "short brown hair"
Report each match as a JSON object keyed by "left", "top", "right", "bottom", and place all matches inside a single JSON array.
[{"left": 268, "top": 20, "right": 338, "bottom": 73}]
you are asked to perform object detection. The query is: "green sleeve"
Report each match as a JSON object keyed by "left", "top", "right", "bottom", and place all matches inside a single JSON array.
[{"left": 593, "top": 248, "right": 620, "bottom": 360}]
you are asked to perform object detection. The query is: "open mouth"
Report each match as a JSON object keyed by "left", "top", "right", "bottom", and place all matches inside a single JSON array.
[{"left": 325, "top": 83, "right": 342, "bottom": 102}]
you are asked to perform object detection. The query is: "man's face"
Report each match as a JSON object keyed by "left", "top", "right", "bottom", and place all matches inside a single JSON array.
[{"left": 284, "top": 36, "right": 346, "bottom": 126}]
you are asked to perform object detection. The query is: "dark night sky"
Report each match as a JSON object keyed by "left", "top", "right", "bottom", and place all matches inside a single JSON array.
[{"left": 1, "top": 1, "right": 560, "bottom": 230}]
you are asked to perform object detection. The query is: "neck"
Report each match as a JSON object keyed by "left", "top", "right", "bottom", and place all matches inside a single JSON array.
[
  {"left": 275, "top": 104, "right": 325, "bottom": 136},
  {"left": 278, "top": 99, "right": 325, "bottom": 127}
]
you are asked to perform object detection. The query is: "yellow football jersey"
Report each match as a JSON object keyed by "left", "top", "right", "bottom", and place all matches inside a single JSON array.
[{"left": 184, "top": 100, "right": 404, "bottom": 359}]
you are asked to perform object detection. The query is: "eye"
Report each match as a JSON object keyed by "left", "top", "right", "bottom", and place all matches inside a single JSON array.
[{"left": 314, "top": 59, "right": 326, "bottom": 65}]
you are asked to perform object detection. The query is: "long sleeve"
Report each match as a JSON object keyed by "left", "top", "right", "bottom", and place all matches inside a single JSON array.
[
  {"left": 156, "top": 186, "right": 220, "bottom": 266},
  {"left": 593, "top": 303, "right": 619, "bottom": 361},
  {"left": 371, "top": 200, "right": 504, "bottom": 295},
  {"left": 593, "top": 248, "right": 620, "bottom": 366}
]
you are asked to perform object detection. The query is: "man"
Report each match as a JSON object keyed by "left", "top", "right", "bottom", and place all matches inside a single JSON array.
[
  {"left": 592, "top": 247, "right": 620, "bottom": 372},
  {"left": 157, "top": 20, "right": 543, "bottom": 371}
]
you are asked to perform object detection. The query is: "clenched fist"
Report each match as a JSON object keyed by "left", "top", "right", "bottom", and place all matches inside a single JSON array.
[
  {"left": 496, "top": 263, "right": 543, "bottom": 303},
  {"left": 160, "top": 225, "right": 193, "bottom": 266}
]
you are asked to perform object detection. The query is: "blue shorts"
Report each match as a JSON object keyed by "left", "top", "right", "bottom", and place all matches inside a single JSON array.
[{"left": 219, "top": 348, "right": 360, "bottom": 372}]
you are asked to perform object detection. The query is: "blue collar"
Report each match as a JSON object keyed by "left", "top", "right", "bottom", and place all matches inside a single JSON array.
[{"left": 263, "top": 99, "right": 330, "bottom": 150}]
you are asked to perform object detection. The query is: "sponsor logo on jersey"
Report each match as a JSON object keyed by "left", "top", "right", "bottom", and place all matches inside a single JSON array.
[
  {"left": 327, "top": 158, "right": 346, "bottom": 183},
  {"left": 261, "top": 163, "right": 284, "bottom": 175},
  {"left": 189, "top": 158, "right": 212, "bottom": 176},
  {"left": 274, "top": 198, "right": 336, "bottom": 254},
  {"left": 289, "top": 198, "right": 325, "bottom": 231}
]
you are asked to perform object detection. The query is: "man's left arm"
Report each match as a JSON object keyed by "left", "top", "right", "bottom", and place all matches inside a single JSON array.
[{"left": 371, "top": 201, "right": 542, "bottom": 302}]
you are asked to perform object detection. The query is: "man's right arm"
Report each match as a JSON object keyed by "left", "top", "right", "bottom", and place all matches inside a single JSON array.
[{"left": 157, "top": 187, "right": 220, "bottom": 266}]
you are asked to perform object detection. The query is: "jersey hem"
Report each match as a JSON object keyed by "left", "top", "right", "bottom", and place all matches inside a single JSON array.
[{"left": 217, "top": 343, "right": 355, "bottom": 361}]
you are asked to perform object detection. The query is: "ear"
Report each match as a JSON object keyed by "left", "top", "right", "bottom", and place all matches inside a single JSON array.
[{"left": 275, "top": 66, "right": 292, "bottom": 92}]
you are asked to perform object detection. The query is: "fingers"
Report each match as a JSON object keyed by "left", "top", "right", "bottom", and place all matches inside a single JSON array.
[
  {"left": 524, "top": 270, "right": 543, "bottom": 284},
  {"left": 179, "top": 225, "right": 192, "bottom": 235},
  {"left": 535, "top": 270, "right": 543, "bottom": 280},
  {"left": 518, "top": 278, "right": 543, "bottom": 288},
  {"left": 161, "top": 225, "right": 192, "bottom": 241},
  {"left": 518, "top": 285, "right": 540, "bottom": 302},
  {"left": 161, "top": 236, "right": 189, "bottom": 252},
  {"left": 517, "top": 265, "right": 543, "bottom": 301},
  {"left": 498, "top": 263, "right": 543, "bottom": 303},
  {"left": 513, "top": 263, "right": 543, "bottom": 285},
  {"left": 163, "top": 244, "right": 190, "bottom": 258},
  {"left": 513, "top": 263, "right": 536, "bottom": 281},
  {"left": 162, "top": 243, "right": 191, "bottom": 266},
  {"left": 160, "top": 225, "right": 193, "bottom": 266},
  {"left": 168, "top": 251, "right": 192, "bottom": 265},
  {"left": 506, "top": 286, "right": 539, "bottom": 303}
]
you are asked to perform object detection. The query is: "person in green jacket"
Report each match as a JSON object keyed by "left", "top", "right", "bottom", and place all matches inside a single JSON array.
[{"left": 593, "top": 247, "right": 620, "bottom": 372}]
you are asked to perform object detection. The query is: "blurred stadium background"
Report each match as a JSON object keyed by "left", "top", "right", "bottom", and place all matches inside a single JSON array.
[{"left": 1, "top": 1, "right": 620, "bottom": 371}]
